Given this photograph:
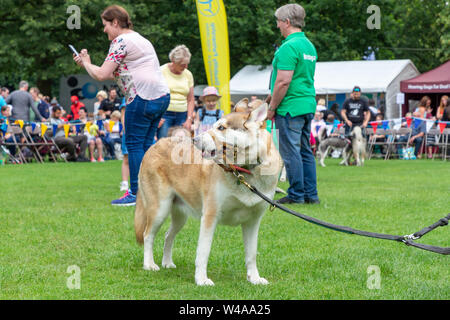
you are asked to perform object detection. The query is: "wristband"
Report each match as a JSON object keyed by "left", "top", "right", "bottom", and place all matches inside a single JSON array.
[{"left": 268, "top": 106, "right": 277, "bottom": 112}]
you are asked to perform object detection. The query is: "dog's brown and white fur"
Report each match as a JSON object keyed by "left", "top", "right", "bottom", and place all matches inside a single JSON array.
[{"left": 134, "top": 99, "right": 282, "bottom": 286}]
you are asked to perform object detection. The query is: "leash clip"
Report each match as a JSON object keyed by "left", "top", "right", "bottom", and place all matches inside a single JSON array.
[{"left": 403, "top": 234, "right": 420, "bottom": 242}]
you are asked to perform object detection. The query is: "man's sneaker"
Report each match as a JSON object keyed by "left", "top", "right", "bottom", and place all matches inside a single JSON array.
[
  {"left": 98, "top": 157, "right": 105, "bottom": 162},
  {"left": 276, "top": 196, "right": 304, "bottom": 205},
  {"left": 91, "top": 157, "right": 97, "bottom": 163},
  {"left": 120, "top": 181, "right": 129, "bottom": 192},
  {"left": 111, "top": 191, "right": 136, "bottom": 206}
]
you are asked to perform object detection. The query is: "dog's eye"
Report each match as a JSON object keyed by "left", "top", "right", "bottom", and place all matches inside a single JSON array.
[{"left": 217, "top": 125, "right": 225, "bottom": 131}]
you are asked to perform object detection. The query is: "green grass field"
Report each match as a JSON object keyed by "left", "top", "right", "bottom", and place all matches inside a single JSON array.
[{"left": 0, "top": 159, "right": 448, "bottom": 300}]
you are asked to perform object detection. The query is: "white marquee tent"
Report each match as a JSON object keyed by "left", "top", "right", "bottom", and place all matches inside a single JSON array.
[{"left": 228, "top": 60, "right": 420, "bottom": 118}]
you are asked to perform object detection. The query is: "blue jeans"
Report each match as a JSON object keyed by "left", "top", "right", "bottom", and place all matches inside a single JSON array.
[
  {"left": 398, "top": 135, "right": 423, "bottom": 156},
  {"left": 275, "top": 113, "right": 318, "bottom": 202},
  {"left": 125, "top": 94, "right": 170, "bottom": 195},
  {"left": 157, "top": 111, "right": 187, "bottom": 139}
]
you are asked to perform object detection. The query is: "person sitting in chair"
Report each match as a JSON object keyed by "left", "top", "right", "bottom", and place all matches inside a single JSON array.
[{"left": 50, "top": 106, "right": 88, "bottom": 162}]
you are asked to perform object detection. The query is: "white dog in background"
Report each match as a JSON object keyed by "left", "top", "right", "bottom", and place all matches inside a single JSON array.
[{"left": 350, "top": 126, "right": 366, "bottom": 166}]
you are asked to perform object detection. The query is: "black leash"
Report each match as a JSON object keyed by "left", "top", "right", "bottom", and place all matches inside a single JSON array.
[{"left": 231, "top": 171, "right": 449, "bottom": 255}]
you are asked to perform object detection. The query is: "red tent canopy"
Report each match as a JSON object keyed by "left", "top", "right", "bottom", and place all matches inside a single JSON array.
[{"left": 401, "top": 60, "right": 450, "bottom": 93}]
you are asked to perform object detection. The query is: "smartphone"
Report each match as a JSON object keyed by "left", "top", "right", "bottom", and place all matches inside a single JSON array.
[{"left": 68, "top": 44, "right": 79, "bottom": 56}]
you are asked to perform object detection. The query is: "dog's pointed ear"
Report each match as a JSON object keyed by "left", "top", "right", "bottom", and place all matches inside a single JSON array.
[
  {"left": 234, "top": 98, "right": 249, "bottom": 113},
  {"left": 248, "top": 102, "right": 268, "bottom": 123}
]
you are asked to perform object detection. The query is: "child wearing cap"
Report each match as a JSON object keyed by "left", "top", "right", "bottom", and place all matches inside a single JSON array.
[{"left": 195, "top": 86, "right": 224, "bottom": 136}]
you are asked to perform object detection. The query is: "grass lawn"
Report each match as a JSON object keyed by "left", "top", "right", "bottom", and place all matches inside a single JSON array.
[{"left": 0, "top": 159, "right": 448, "bottom": 300}]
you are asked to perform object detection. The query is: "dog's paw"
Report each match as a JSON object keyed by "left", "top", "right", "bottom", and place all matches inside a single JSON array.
[
  {"left": 143, "top": 263, "right": 160, "bottom": 271},
  {"left": 162, "top": 261, "right": 177, "bottom": 269},
  {"left": 248, "top": 275, "right": 269, "bottom": 285},
  {"left": 196, "top": 277, "right": 215, "bottom": 286}
]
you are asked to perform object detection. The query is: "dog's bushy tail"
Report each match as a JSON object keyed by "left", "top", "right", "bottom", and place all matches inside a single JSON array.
[{"left": 134, "top": 181, "right": 147, "bottom": 245}]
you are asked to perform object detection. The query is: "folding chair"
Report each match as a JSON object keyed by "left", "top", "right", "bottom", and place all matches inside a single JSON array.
[
  {"left": 433, "top": 128, "right": 450, "bottom": 161},
  {"left": 385, "top": 127, "right": 412, "bottom": 160},
  {"left": 24, "top": 125, "right": 63, "bottom": 163},
  {"left": 42, "top": 131, "right": 69, "bottom": 163},
  {"left": 367, "top": 128, "right": 391, "bottom": 160},
  {"left": 0, "top": 127, "right": 22, "bottom": 164}
]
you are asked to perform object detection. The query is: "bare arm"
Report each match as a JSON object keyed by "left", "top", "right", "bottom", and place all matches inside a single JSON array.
[
  {"left": 341, "top": 109, "right": 352, "bottom": 126},
  {"left": 183, "top": 87, "right": 195, "bottom": 130},
  {"left": 362, "top": 110, "right": 371, "bottom": 128},
  {"left": 74, "top": 50, "right": 117, "bottom": 81},
  {"left": 267, "top": 70, "right": 294, "bottom": 119}
]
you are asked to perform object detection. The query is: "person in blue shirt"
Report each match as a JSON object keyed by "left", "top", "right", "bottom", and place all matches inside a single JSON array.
[
  {"left": 195, "top": 86, "right": 224, "bottom": 136},
  {"left": 0, "top": 87, "right": 9, "bottom": 108}
]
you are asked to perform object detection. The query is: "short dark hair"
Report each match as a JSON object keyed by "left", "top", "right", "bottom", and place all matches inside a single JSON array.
[
  {"left": 101, "top": 5, "right": 133, "bottom": 29},
  {"left": 52, "top": 106, "right": 61, "bottom": 113},
  {"left": 79, "top": 107, "right": 88, "bottom": 113},
  {"left": 1, "top": 87, "right": 8, "bottom": 93}
]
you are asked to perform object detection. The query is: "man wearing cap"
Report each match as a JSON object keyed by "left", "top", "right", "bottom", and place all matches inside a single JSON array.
[
  {"left": 267, "top": 4, "right": 319, "bottom": 205},
  {"left": 341, "top": 86, "right": 370, "bottom": 137}
]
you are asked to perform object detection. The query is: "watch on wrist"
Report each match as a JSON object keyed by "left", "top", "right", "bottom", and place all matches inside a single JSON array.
[
  {"left": 269, "top": 106, "right": 277, "bottom": 112},
  {"left": 187, "top": 116, "right": 193, "bottom": 121}
]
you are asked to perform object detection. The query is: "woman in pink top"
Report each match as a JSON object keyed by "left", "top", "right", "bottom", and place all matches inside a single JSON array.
[{"left": 74, "top": 5, "right": 170, "bottom": 206}]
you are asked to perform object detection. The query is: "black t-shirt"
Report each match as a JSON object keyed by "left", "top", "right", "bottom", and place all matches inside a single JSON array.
[
  {"left": 342, "top": 98, "right": 369, "bottom": 125},
  {"left": 99, "top": 98, "right": 121, "bottom": 115}
]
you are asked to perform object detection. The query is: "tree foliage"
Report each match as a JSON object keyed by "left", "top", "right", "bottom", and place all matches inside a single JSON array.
[{"left": 0, "top": 0, "right": 448, "bottom": 96}]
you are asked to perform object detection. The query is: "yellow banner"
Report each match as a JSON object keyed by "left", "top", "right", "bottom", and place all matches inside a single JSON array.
[
  {"left": 109, "top": 121, "right": 115, "bottom": 133},
  {"left": 196, "top": 0, "right": 231, "bottom": 114},
  {"left": 15, "top": 120, "right": 24, "bottom": 128},
  {"left": 40, "top": 124, "right": 48, "bottom": 137},
  {"left": 85, "top": 121, "right": 91, "bottom": 134},
  {"left": 64, "top": 124, "right": 70, "bottom": 138}
]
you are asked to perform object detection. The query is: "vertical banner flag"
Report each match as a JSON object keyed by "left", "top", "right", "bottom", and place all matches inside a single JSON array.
[
  {"left": 64, "top": 124, "right": 71, "bottom": 138},
  {"left": 85, "top": 121, "right": 91, "bottom": 134},
  {"left": 109, "top": 121, "right": 115, "bottom": 133},
  {"left": 41, "top": 124, "right": 48, "bottom": 137},
  {"left": 196, "top": 0, "right": 231, "bottom": 114}
]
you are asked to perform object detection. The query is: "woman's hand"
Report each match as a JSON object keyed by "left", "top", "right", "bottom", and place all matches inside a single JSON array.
[
  {"left": 73, "top": 53, "right": 83, "bottom": 67},
  {"left": 183, "top": 118, "right": 192, "bottom": 130},
  {"left": 79, "top": 49, "right": 91, "bottom": 66}
]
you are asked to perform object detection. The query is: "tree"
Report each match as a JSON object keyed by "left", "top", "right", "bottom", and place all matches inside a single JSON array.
[{"left": 0, "top": 0, "right": 447, "bottom": 97}]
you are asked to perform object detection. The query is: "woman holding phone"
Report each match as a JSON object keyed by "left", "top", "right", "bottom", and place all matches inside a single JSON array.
[{"left": 74, "top": 5, "right": 170, "bottom": 206}]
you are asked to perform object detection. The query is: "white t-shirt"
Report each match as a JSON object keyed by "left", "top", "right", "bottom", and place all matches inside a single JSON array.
[{"left": 105, "top": 31, "right": 169, "bottom": 105}]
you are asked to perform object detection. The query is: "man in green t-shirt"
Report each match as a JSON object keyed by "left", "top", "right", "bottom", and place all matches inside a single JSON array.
[{"left": 267, "top": 3, "right": 319, "bottom": 205}]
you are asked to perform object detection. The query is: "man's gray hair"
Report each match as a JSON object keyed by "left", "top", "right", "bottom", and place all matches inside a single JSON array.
[
  {"left": 19, "top": 80, "right": 29, "bottom": 89},
  {"left": 169, "top": 45, "right": 192, "bottom": 64},
  {"left": 275, "top": 3, "right": 306, "bottom": 28}
]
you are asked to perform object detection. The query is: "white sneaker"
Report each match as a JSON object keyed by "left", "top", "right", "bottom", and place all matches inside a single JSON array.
[{"left": 120, "top": 181, "right": 129, "bottom": 192}]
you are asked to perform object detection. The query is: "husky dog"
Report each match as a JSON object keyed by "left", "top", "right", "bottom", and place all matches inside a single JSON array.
[
  {"left": 134, "top": 99, "right": 282, "bottom": 286},
  {"left": 317, "top": 136, "right": 351, "bottom": 167},
  {"left": 350, "top": 126, "right": 367, "bottom": 166},
  {"left": 317, "top": 126, "right": 367, "bottom": 167}
]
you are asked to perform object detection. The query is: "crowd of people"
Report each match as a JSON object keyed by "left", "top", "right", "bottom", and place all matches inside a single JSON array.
[
  {"left": 310, "top": 92, "right": 450, "bottom": 160},
  {"left": 2, "top": 4, "right": 450, "bottom": 207}
]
